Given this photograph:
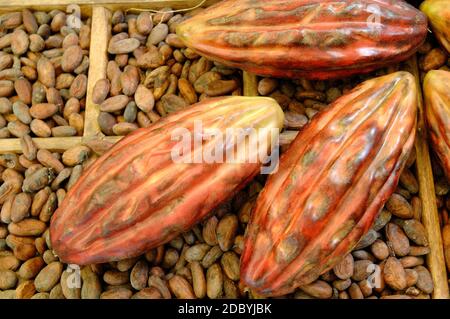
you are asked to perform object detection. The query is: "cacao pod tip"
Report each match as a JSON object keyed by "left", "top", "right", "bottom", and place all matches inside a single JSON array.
[{"left": 255, "top": 97, "right": 285, "bottom": 131}]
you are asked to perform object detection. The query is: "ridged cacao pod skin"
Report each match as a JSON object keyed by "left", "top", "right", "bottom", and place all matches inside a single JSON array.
[
  {"left": 241, "top": 72, "right": 417, "bottom": 296},
  {"left": 177, "top": 0, "right": 427, "bottom": 80},
  {"left": 424, "top": 70, "right": 450, "bottom": 179},
  {"left": 421, "top": 0, "right": 450, "bottom": 53},
  {"left": 50, "top": 96, "right": 284, "bottom": 265}
]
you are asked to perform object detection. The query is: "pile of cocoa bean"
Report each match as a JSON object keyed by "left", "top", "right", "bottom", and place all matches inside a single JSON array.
[
  {"left": 0, "top": 135, "right": 245, "bottom": 299},
  {"left": 0, "top": 133, "right": 433, "bottom": 298},
  {"left": 0, "top": 9, "right": 91, "bottom": 139},
  {"left": 93, "top": 8, "right": 242, "bottom": 136}
]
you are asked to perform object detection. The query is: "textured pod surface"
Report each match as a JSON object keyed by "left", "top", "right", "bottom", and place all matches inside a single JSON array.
[
  {"left": 421, "top": 0, "right": 450, "bottom": 54},
  {"left": 50, "top": 97, "right": 283, "bottom": 265},
  {"left": 177, "top": 0, "right": 427, "bottom": 80},
  {"left": 424, "top": 70, "right": 450, "bottom": 179},
  {"left": 241, "top": 71, "right": 417, "bottom": 296}
]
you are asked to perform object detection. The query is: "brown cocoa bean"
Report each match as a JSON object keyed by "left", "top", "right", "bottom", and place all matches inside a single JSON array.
[
  {"left": 20, "top": 134, "right": 37, "bottom": 161},
  {"left": 401, "top": 256, "right": 424, "bottom": 268},
  {"left": 36, "top": 149, "right": 63, "bottom": 173},
  {"left": 351, "top": 260, "right": 373, "bottom": 281},
  {"left": 0, "top": 270, "right": 17, "bottom": 290},
  {"left": 30, "top": 119, "right": 51, "bottom": 137},
  {"left": 35, "top": 261, "right": 63, "bottom": 292},
  {"left": 29, "top": 103, "right": 58, "bottom": 120},
  {"left": 132, "top": 287, "right": 162, "bottom": 299},
  {"left": 51, "top": 125, "right": 77, "bottom": 137},
  {"left": 217, "top": 214, "right": 238, "bottom": 252},
  {"left": 300, "top": 280, "right": 333, "bottom": 299},
  {"left": 205, "top": 79, "right": 238, "bottom": 97},
  {"left": 80, "top": 266, "right": 101, "bottom": 299},
  {"left": 386, "top": 194, "right": 413, "bottom": 219},
  {"left": 92, "top": 79, "right": 110, "bottom": 105},
  {"left": 384, "top": 257, "right": 407, "bottom": 291},
  {"left": 120, "top": 65, "right": 139, "bottom": 96},
  {"left": 18, "top": 256, "right": 45, "bottom": 279},
  {"left": 405, "top": 269, "right": 418, "bottom": 287},
  {"left": 333, "top": 254, "right": 354, "bottom": 280},
  {"left": 112, "top": 122, "right": 138, "bottom": 136},
  {"left": 11, "top": 192, "right": 32, "bottom": 222},
  {"left": 148, "top": 275, "right": 171, "bottom": 299},
  {"left": 16, "top": 280, "right": 35, "bottom": 299},
  {"left": 37, "top": 58, "right": 55, "bottom": 88},
  {"left": 134, "top": 84, "right": 154, "bottom": 112},
  {"left": 185, "top": 244, "right": 210, "bottom": 262},
  {"left": 70, "top": 74, "right": 87, "bottom": 99},
  {"left": 100, "top": 95, "right": 129, "bottom": 112},
  {"left": 108, "top": 38, "right": 140, "bottom": 55},
  {"left": 206, "top": 263, "right": 223, "bottom": 299},
  {"left": 62, "top": 145, "right": 91, "bottom": 166},
  {"left": 7, "top": 121, "right": 30, "bottom": 137},
  {"left": 371, "top": 239, "right": 390, "bottom": 260},
  {"left": 386, "top": 223, "right": 410, "bottom": 257},
  {"left": 0, "top": 255, "right": 20, "bottom": 271},
  {"left": 399, "top": 168, "right": 419, "bottom": 194},
  {"left": 421, "top": 48, "right": 447, "bottom": 71},
  {"left": 130, "top": 260, "right": 148, "bottom": 291},
  {"left": 202, "top": 216, "right": 218, "bottom": 246},
  {"left": 8, "top": 219, "right": 47, "bottom": 236},
  {"left": 148, "top": 24, "right": 169, "bottom": 46},
  {"left": 220, "top": 251, "right": 240, "bottom": 281},
  {"left": 39, "top": 192, "right": 57, "bottom": 222},
  {"left": 98, "top": 112, "right": 116, "bottom": 135},
  {"left": 190, "top": 261, "right": 206, "bottom": 299},
  {"left": 14, "top": 78, "right": 32, "bottom": 104},
  {"left": 400, "top": 219, "right": 428, "bottom": 246},
  {"left": 11, "top": 29, "right": 29, "bottom": 56},
  {"left": 103, "top": 270, "right": 129, "bottom": 286},
  {"left": 414, "top": 265, "right": 433, "bottom": 294},
  {"left": 100, "top": 287, "right": 132, "bottom": 299},
  {"left": 168, "top": 275, "right": 195, "bottom": 299}
]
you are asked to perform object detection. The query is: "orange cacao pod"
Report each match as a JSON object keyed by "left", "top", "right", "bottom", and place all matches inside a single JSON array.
[
  {"left": 50, "top": 96, "right": 284, "bottom": 265},
  {"left": 241, "top": 72, "right": 417, "bottom": 296},
  {"left": 177, "top": 0, "right": 427, "bottom": 80},
  {"left": 424, "top": 69, "right": 450, "bottom": 179},
  {"left": 421, "top": 0, "right": 450, "bottom": 54}
]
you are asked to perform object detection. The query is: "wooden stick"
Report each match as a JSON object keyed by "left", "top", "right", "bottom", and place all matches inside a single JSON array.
[
  {"left": 0, "top": 0, "right": 217, "bottom": 12},
  {"left": 0, "top": 137, "right": 83, "bottom": 154},
  {"left": 407, "top": 55, "right": 450, "bottom": 299},
  {"left": 243, "top": 72, "right": 258, "bottom": 97},
  {"left": 0, "top": 136, "right": 123, "bottom": 154},
  {"left": 83, "top": 6, "right": 111, "bottom": 138}
]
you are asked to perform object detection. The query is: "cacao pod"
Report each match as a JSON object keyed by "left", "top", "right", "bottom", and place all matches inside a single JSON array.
[
  {"left": 421, "top": 0, "right": 450, "bottom": 54},
  {"left": 50, "top": 96, "right": 284, "bottom": 265},
  {"left": 424, "top": 69, "right": 450, "bottom": 179},
  {"left": 240, "top": 71, "right": 417, "bottom": 296},
  {"left": 177, "top": 0, "right": 428, "bottom": 80}
]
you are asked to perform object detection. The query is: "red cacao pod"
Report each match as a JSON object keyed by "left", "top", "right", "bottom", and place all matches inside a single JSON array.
[
  {"left": 421, "top": 0, "right": 450, "bottom": 54},
  {"left": 424, "top": 70, "right": 450, "bottom": 179},
  {"left": 50, "top": 96, "right": 284, "bottom": 265},
  {"left": 177, "top": 0, "right": 427, "bottom": 80},
  {"left": 241, "top": 71, "right": 417, "bottom": 296}
]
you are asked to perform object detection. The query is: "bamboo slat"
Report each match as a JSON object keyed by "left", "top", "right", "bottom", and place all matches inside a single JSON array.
[
  {"left": 243, "top": 72, "right": 258, "bottom": 97},
  {"left": 0, "top": 137, "right": 83, "bottom": 153},
  {"left": 83, "top": 6, "right": 111, "bottom": 138},
  {"left": 0, "top": 0, "right": 216, "bottom": 13},
  {"left": 406, "top": 56, "right": 450, "bottom": 299}
]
